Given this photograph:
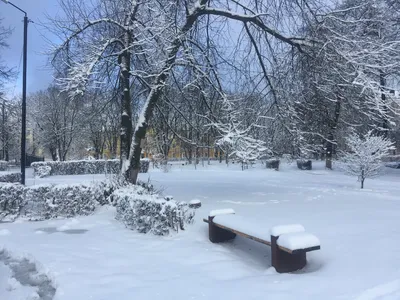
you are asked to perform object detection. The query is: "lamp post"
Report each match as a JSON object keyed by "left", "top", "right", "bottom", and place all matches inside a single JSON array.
[{"left": 1, "top": 0, "right": 28, "bottom": 185}]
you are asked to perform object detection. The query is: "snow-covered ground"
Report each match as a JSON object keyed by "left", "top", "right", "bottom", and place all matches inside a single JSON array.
[{"left": 2, "top": 161, "right": 400, "bottom": 299}]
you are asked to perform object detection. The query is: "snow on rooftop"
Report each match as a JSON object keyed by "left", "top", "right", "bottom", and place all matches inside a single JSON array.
[
  {"left": 277, "top": 232, "right": 320, "bottom": 251},
  {"left": 270, "top": 224, "right": 305, "bottom": 237},
  {"left": 209, "top": 208, "right": 235, "bottom": 217}
]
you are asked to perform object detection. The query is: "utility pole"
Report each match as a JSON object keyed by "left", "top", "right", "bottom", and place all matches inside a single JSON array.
[{"left": 1, "top": 0, "right": 28, "bottom": 184}]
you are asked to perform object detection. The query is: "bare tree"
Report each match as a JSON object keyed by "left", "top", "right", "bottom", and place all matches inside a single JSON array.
[{"left": 29, "top": 86, "right": 83, "bottom": 161}]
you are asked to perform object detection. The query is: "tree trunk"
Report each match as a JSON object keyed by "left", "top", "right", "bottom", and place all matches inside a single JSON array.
[
  {"left": 326, "top": 93, "right": 341, "bottom": 169},
  {"left": 119, "top": 29, "right": 133, "bottom": 180},
  {"left": 380, "top": 71, "right": 389, "bottom": 138},
  {"left": 361, "top": 170, "right": 365, "bottom": 189},
  {"left": 126, "top": 2, "right": 208, "bottom": 184}
]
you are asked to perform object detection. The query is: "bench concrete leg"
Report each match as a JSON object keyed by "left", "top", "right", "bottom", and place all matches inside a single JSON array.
[
  {"left": 208, "top": 216, "right": 236, "bottom": 243},
  {"left": 271, "top": 235, "right": 306, "bottom": 273}
]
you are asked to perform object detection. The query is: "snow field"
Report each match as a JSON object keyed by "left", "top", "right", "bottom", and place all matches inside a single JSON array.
[{"left": 1, "top": 161, "right": 400, "bottom": 299}]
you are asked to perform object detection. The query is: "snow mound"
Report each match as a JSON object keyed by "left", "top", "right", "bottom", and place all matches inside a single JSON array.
[
  {"left": 0, "top": 249, "right": 56, "bottom": 300},
  {"left": 277, "top": 232, "right": 320, "bottom": 250}
]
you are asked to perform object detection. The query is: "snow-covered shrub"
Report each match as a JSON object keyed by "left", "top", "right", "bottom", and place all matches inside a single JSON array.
[
  {"left": 94, "top": 176, "right": 131, "bottom": 206},
  {"left": 266, "top": 159, "right": 280, "bottom": 170},
  {"left": 297, "top": 159, "right": 312, "bottom": 170},
  {"left": 0, "top": 175, "right": 132, "bottom": 221},
  {"left": 0, "top": 173, "right": 21, "bottom": 183},
  {"left": 338, "top": 131, "right": 394, "bottom": 189},
  {"left": 114, "top": 186, "right": 195, "bottom": 235},
  {"left": 32, "top": 159, "right": 149, "bottom": 176},
  {"left": 136, "top": 179, "right": 160, "bottom": 195},
  {"left": 31, "top": 159, "right": 119, "bottom": 176},
  {"left": 34, "top": 166, "right": 51, "bottom": 178},
  {"left": 0, "top": 183, "right": 24, "bottom": 221},
  {"left": 35, "top": 166, "right": 52, "bottom": 178},
  {"left": 0, "top": 161, "right": 8, "bottom": 171},
  {"left": 23, "top": 184, "right": 98, "bottom": 220}
]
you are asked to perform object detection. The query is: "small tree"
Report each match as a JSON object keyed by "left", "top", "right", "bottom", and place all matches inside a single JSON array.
[
  {"left": 213, "top": 98, "right": 268, "bottom": 170},
  {"left": 339, "top": 131, "right": 394, "bottom": 189}
]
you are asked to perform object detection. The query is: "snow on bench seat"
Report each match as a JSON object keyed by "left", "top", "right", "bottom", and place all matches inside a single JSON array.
[
  {"left": 270, "top": 224, "right": 305, "bottom": 237},
  {"left": 212, "top": 214, "right": 271, "bottom": 243},
  {"left": 209, "top": 208, "right": 235, "bottom": 217},
  {"left": 277, "top": 232, "right": 320, "bottom": 251}
]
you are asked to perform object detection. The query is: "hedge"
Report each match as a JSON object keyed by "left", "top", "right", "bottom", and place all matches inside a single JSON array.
[
  {"left": 0, "top": 177, "right": 127, "bottom": 221},
  {"left": 0, "top": 173, "right": 21, "bottom": 183},
  {"left": 32, "top": 159, "right": 150, "bottom": 176},
  {"left": 114, "top": 186, "right": 195, "bottom": 236}
]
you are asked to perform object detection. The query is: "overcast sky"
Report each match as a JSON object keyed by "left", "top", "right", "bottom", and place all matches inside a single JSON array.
[{"left": 1, "top": 0, "right": 60, "bottom": 98}]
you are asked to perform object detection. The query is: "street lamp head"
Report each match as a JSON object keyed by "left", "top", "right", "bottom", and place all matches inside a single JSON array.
[{"left": 1, "top": 0, "right": 9, "bottom": 3}]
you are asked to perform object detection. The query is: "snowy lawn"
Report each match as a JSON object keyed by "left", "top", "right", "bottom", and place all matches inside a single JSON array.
[{"left": 2, "top": 161, "right": 400, "bottom": 299}]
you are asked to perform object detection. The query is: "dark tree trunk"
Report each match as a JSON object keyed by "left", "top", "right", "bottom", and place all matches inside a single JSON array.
[
  {"left": 126, "top": 2, "right": 208, "bottom": 184},
  {"left": 326, "top": 93, "right": 341, "bottom": 169},
  {"left": 49, "top": 146, "right": 57, "bottom": 161},
  {"left": 380, "top": 71, "right": 389, "bottom": 138},
  {"left": 119, "top": 29, "right": 133, "bottom": 181}
]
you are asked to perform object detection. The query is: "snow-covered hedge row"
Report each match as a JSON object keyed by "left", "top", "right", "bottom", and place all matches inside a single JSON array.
[
  {"left": 23, "top": 184, "right": 100, "bottom": 220},
  {"left": 32, "top": 159, "right": 150, "bottom": 176},
  {"left": 0, "top": 173, "right": 21, "bottom": 183},
  {"left": 0, "top": 178, "right": 129, "bottom": 221},
  {"left": 114, "top": 186, "right": 195, "bottom": 236},
  {"left": 0, "top": 183, "right": 24, "bottom": 221}
]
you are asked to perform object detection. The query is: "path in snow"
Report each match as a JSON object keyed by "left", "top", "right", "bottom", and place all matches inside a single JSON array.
[{"left": 0, "top": 250, "right": 56, "bottom": 300}]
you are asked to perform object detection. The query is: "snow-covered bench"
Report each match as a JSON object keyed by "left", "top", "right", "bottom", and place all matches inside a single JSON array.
[{"left": 203, "top": 209, "right": 320, "bottom": 273}]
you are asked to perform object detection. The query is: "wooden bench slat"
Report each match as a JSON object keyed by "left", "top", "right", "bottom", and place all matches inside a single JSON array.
[
  {"left": 213, "top": 221, "right": 272, "bottom": 246},
  {"left": 203, "top": 217, "right": 320, "bottom": 254}
]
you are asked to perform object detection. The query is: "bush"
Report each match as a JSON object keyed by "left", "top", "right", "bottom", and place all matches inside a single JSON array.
[
  {"left": 114, "top": 186, "right": 195, "bottom": 235},
  {"left": 36, "top": 166, "right": 51, "bottom": 178},
  {"left": 23, "top": 184, "right": 98, "bottom": 220},
  {"left": 266, "top": 159, "right": 280, "bottom": 170},
  {"left": 297, "top": 159, "right": 312, "bottom": 170},
  {"left": 0, "top": 173, "right": 21, "bottom": 183},
  {"left": 0, "top": 161, "right": 8, "bottom": 171},
  {"left": 32, "top": 159, "right": 150, "bottom": 176},
  {"left": 0, "top": 178, "right": 129, "bottom": 221},
  {"left": 0, "top": 183, "right": 24, "bottom": 221}
]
